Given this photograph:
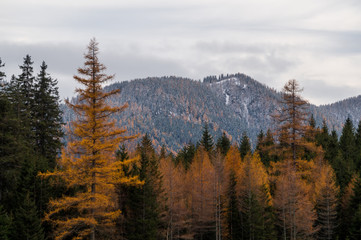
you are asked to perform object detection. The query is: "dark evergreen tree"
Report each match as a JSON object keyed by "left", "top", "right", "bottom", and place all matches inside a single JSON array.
[
  {"left": 355, "top": 121, "right": 361, "bottom": 171},
  {"left": 256, "top": 130, "right": 265, "bottom": 151},
  {"left": 0, "top": 87, "right": 35, "bottom": 212},
  {"left": 346, "top": 175, "right": 361, "bottom": 240},
  {"left": 316, "top": 120, "right": 330, "bottom": 149},
  {"left": 176, "top": 143, "right": 196, "bottom": 170},
  {"left": 241, "top": 192, "right": 265, "bottom": 240},
  {"left": 116, "top": 144, "right": 129, "bottom": 162},
  {"left": 326, "top": 129, "right": 339, "bottom": 167},
  {"left": 339, "top": 117, "right": 356, "bottom": 189},
  {"left": 0, "top": 205, "right": 11, "bottom": 240},
  {"left": 256, "top": 129, "right": 278, "bottom": 167},
  {"left": 17, "top": 55, "right": 35, "bottom": 108},
  {"left": 332, "top": 150, "right": 350, "bottom": 190},
  {"left": 115, "top": 144, "right": 131, "bottom": 240},
  {"left": 123, "top": 134, "right": 165, "bottom": 240},
  {"left": 350, "top": 204, "right": 361, "bottom": 240},
  {"left": 216, "top": 132, "right": 231, "bottom": 156},
  {"left": 258, "top": 185, "right": 277, "bottom": 240},
  {"left": 6, "top": 56, "right": 36, "bottom": 146},
  {"left": 240, "top": 186, "right": 277, "bottom": 240},
  {"left": 309, "top": 114, "right": 316, "bottom": 129},
  {"left": 11, "top": 193, "right": 44, "bottom": 240},
  {"left": 225, "top": 172, "right": 242, "bottom": 240},
  {"left": 33, "top": 61, "right": 63, "bottom": 169},
  {"left": 239, "top": 132, "right": 251, "bottom": 159},
  {"left": 11, "top": 55, "right": 36, "bottom": 132},
  {"left": 200, "top": 123, "right": 214, "bottom": 153}
]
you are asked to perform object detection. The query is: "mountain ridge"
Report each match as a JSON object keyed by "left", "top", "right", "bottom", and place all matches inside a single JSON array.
[{"left": 62, "top": 73, "right": 361, "bottom": 152}]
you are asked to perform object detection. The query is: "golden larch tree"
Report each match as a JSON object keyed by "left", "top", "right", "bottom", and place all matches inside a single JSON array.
[
  {"left": 238, "top": 153, "right": 275, "bottom": 240},
  {"left": 222, "top": 145, "right": 243, "bottom": 240},
  {"left": 42, "top": 39, "right": 140, "bottom": 240},
  {"left": 159, "top": 156, "right": 192, "bottom": 240},
  {"left": 273, "top": 159, "right": 316, "bottom": 240},
  {"left": 186, "top": 147, "right": 216, "bottom": 239}
]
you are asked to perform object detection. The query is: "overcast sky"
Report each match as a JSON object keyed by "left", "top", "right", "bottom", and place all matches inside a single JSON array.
[{"left": 1, "top": 0, "right": 361, "bottom": 105}]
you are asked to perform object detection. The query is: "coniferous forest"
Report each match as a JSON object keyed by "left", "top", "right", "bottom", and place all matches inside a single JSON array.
[{"left": 1, "top": 39, "right": 361, "bottom": 240}]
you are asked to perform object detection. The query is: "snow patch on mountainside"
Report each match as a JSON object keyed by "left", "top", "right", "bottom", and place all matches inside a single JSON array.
[
  {"left": 210, "top": 77, "right": 240, "bottom": 86},
  {"left": 225, "top": 92, "right": 230, "bottom": 105}
]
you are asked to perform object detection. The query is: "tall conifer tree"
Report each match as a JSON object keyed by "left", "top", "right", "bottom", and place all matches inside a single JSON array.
[
  {"left": 354, "top": 121, "right": 361, "bottom": 171},
  {"left": 33, "top": 61, "right": 63, "bottom": 169},
  {"left": 123, "top": 134, "right": 165, "bottom": 240},
  {"left": 273, "top": 79, "right": 309, "bottom": 161},
  {"left": 0, "top": 205, "right": 11, "bottom": 240},
  {"left": 200, "top": 123, "right": 214, "bottom": 153},
  {"left": 338, "top": 117, "right": 356, "bottom": 189},
  {"left": 11, "top": 193, "right": 44, "bottom": 240},
  {"left": 223, "top": 146, "right": 243, "bottom": 240},
  {"left": 216, "top": 132, "right": 231, "bottom": 156},
  {"left": 239, "top": 132, "right": 251, "bottom": 159},
  {"left": 42, "top": 39, "right": 140, "bottom": 239}
]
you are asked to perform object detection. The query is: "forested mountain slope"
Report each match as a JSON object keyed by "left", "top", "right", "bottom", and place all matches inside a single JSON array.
[{"left": 62, "top": 73, "right": 361, "bottom": 152}]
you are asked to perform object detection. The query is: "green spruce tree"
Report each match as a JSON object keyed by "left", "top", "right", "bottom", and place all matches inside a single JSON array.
[
  {"left": 316, "top": 120, "right": 330, "bottom": 150},
  {"left": 15, "top": 55, "right": 36, "bottom": 130},
  {"left": 0, "top": 205, "right": 11, "bottom": 240},
  {"left": 11, "top": 193, "right": 44, "bottom": 240},
  {"left": 239, "top": 132, "right": 251, "bottom": 159},
  {"left": 256, "top": 129, "right": 277, "bottom": 167},
  {"left": 355, "top": 121, "right": 361, "bottom": 171},
  {"left": 200, "top": 123, "right": 214, "bottom": 153},
  {"left": 33, "top": 61, "right": 63, "bottom": 169},
  {"left": 216, "top": 132, "right": 231, "bottom": 156},
  {"left": 124, "top": 134, "right": 165, "bottom": 240},
  {"left": 225, "top": 172, "right": 242, "bottom": 240},
  {"left": 176, "top": 142, "right": 196, "bottom": 170},
  {"left": 339, "top": 117, "right": 356, "bottom": 189},
  {"left": 327, "top": 129, "right": 339, "bottom": 167}
]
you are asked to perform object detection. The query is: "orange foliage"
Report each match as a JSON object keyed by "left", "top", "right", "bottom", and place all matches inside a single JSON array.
[
  {"left": 223, "top": 145, "right": 242, "bottom": 181},
  {"left": 273, "top": 160, "right": 316, "bottom": 240},
  {"left": 41, "top": 39, "right": 141, "bottom": 239},
  {"left": 159, "top": 157, "right": 193, "bottom": 239},
  {"left": 186, "top": 147, "right": 216, "bottom": 238},
  {"left": 238, "top": 153, "right": 270, "bottom": 202}
]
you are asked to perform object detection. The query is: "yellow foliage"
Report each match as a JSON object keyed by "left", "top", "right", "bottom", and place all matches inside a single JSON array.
[
  {"left": 41, "top": 39, "right": 141, "bottom": 239},
  {"left": 312, "top": 161, "right": 339, "bottom": 202},
  {"left": 273, "top": 159, "right": 317, "bottom": 239},
  {"left": 238, "top": 153, "right": 272, "bottom": 206},
  {"left": 223, "top": 145, "right": 242, "bottom": 180},
  {"left": 186, "top": 147, "right": 216, "bottom": 231}
]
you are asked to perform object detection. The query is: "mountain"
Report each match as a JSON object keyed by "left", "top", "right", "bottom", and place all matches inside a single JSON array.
[{"left": 62, "top": 73, "right": 361, "bottom": 153}]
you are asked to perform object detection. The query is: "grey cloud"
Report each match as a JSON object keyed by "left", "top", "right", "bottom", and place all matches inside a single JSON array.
[
  {"left": 222, "top": 53, "right": 296, "bottom": 75},
  {"left": 194, "top": 41, "right": 265, "bottom": 54},
  {"left": 102, "top": 51, "right": 189, "bottom": 81},
  {"left": 0, "top": 42, "right": 83, "bottom": 76},
  {"left": 0, "top": 41, "right": 189, "bottom": 98},
  {"left": 302, "top": 79, "right": 361, "bottom": 105}
]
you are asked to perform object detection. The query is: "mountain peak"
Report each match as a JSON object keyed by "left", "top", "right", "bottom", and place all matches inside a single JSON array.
[{"left": 63, "top": 74, "right": 361, "bottom": 152}]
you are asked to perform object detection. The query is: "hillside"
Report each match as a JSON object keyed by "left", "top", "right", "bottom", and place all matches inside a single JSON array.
[{"left": 62, "top": 73, "right": 361, "bottom": 152}]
